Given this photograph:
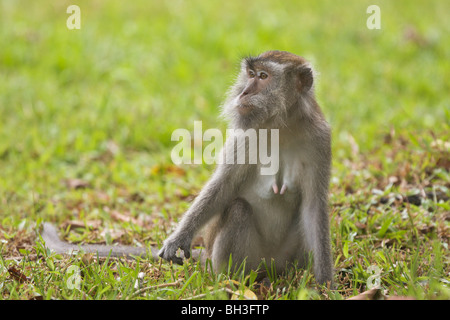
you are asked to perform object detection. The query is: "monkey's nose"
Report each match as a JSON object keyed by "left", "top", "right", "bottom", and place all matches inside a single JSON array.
[{"left": 239, "top": 91, "right": 249, "bottom": 99}]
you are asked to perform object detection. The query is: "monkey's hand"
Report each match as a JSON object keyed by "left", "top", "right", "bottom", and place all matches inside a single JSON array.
[{"left": 158, "top": 231, "right": 192, "bottom": 265}]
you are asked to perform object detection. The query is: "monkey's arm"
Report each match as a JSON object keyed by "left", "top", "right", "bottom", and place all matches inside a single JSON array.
[
  {"left": 158, "top": 165, "right": 250, "bottom": 264},
  {"left": 159, "top": 139, "right": 253, "bottom": 264},
  {"left": 300, "top": 145, "right": 333, "bottom": 285},
  {"left": 40, "top": 222, "right": 159, "bottom": 259}
]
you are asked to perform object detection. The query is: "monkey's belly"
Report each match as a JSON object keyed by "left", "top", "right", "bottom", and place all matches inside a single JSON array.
[
  {"left": 241, "top": 179, "right": 301, "bottom": 247},
  {"left": 231, "top": 192, "right": 304, "bottom": 270}
]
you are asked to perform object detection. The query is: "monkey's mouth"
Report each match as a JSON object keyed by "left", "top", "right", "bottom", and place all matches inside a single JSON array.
[{"left": 237, "top": 103, "right": 255, "bottom": 115}]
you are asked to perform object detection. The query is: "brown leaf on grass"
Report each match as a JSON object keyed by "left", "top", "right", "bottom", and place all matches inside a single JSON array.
[
  {"left": 437, "top": 223, "right": 449, "bottom": 240},
  {"left": 383, "top": 128, "right": 396, "bottom": 145},
  {"left": 62, "top": 220, "right": 103, "bottom": 230},
  {"left": 150, "top": 164, "right": 186, "bottom": 176},
  {"left": 93, "top": 191, "right": 110, "bottom": 203},
  {"left": 8, "top": 266, "right": 30, "bottom": 283},
  {"left": 436, "top": 156, "right": 450, "bottom": 171},
  {"left": 213, "top": 280, "right": 258, "bottom": 300},
  {"left": 99, "top": 228, "right": 125, "bottom": 240},
  {"left": 128, "top": 192, "right": 145, "bottom": 203},
  {"left": 109, "top": 209, "right": 142, "bottom": 226},
  {"left": 347, "top": 287, "right": 416, "bottom": 300},
  {"left": 403, "top": 25, "right": 429, "bottom": 47},
  {"left": 418, "top": 225, "right": 435, "bottom": 235},
  {"left": 445, "top": 212, "right": 450, "bottom": 222},
  {"left": 355, "top": 221, "right": 367, "bottom": 230},
  {"left": 64, "top": 178, "right": 91, "bottom": 190},
  {"left": 90, "top": 140, "right": 120, "bottom": 163},
  {"left": 385, "top": 296, "right": 416, "bottom": 300},
  {"left": 165, "top": 164, "right": 186, "bottom": 176},
  {"left": 347, "top": 287, "right": 383, "bottom": 300}
]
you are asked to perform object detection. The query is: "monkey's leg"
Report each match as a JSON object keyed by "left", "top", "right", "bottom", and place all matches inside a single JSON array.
[
  {"left": 211, "top": 198, "right": 261, "bottom": 273},
  {"left": 300, "top": 201, "right": 333, "bottom": 285}
]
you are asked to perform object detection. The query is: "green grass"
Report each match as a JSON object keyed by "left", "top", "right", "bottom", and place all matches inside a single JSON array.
[{"left": 0, "top": 0, "right": 449, "bottom": 300}]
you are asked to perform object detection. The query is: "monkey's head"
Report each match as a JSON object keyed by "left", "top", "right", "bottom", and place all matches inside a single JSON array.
[{"left": 222, "top": 50, "right": 317, "bottom": 129}]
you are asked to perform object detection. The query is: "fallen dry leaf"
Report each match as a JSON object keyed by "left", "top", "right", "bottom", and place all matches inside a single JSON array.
[
  {"left": 223, "top": 280, "right": 258, "bottom": 300},
  {"left": 231, "top": 288, "right": 258, "bottom": 300},
  {"left": 347, "top": 287, "right": 416, "bottom": 300},
  {"left": 355, "top": 221, "right": 367, "bottom": 230},
  {"left": 165, "top": 164, "right": 186, "bottom": 176},
  {"left": 8, "top": 266, "right": 30, "bottom": 283},
  {"left": 347, "top": 287, "right": 383, "bottom": 300},
  {"left": 403, "top": 25, "right": 429, "bottom": 47},
  {"left": 64, "top": 178, "right": 91, "bottom": 190},
  {"left": 108, "top": 209, "right": 141, "bottom": 226},
  {"left": 385, "top": 296, "right": 415, "bottom": 300},
  {"left": 206, "top": 280, "right": 258, "bottom": 300},
  {"left": 99, "top": 228, "right": 125, "bottom": 240},
  {"left": 150, "top": 164, "right": 186, "bottom": 176},
  {"left": 62, "top": 220, "right": 103, "bottom": 230}
]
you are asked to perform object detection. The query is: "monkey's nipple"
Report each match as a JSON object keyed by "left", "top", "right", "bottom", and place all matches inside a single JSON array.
[
  {"left": 272, "top": 183, "right": 279, "bottom": 194},
  {"left": 272, "top": 183, "right": 288, "bottom": 195}
]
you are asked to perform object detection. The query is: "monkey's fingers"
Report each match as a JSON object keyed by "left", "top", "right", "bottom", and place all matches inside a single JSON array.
[
  {"left": 170, "top": 256, "right": 184, "bottom": 265},
  {"left": 280, "top": 184, "right": 287, "bottom": 195},
  {"left": 158, "top": 247, "right": 183, "bottom": 265},
  {"left": 182, "top": 248, "right": 191, "bottom": 259}
]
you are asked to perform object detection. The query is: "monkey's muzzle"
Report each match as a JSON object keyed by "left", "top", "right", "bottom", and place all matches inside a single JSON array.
[{"left": 237, "top": 104, "right": 254, "bottom": 115}]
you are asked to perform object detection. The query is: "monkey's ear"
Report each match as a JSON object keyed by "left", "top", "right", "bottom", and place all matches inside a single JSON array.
[{"left": 297, "top": 67, "right": 313, "bottom": 92}]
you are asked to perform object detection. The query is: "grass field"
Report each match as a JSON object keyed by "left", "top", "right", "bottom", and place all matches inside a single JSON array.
[{"left": 0, "top": 0, "right": 449, "bottom": 300}]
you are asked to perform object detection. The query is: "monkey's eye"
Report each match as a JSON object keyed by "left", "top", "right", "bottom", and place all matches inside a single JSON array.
[
  {"left": 259, "top": 72, "right": 268, "bottom": 80},
  {"left": 248, "top": 70, "right": 256, "bottom": 78}
]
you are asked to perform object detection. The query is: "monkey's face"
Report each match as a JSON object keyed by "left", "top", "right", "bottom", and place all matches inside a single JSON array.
[
  {"left": 222, "top": 61, "right": 289, "bottom": 129},
  {"left": 235, "top": 66, "right": 272, "bottom": 116},
  {"left": 222, "top": 51, "right": 313, "bottom": 130}
]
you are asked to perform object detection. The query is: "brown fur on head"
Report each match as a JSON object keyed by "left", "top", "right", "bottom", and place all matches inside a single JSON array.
[{"left": 255, "top": 50, "right": 308, "bottom": 67}]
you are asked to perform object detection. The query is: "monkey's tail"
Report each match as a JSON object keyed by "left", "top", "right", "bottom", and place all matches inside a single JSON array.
[{"left": 40, "top": 222, "right": 159, "bottom": 259}]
